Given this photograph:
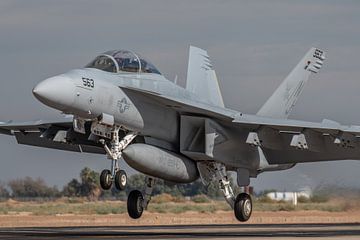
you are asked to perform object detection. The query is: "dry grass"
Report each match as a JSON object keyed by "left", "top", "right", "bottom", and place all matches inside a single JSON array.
[
  {"left": 0, "top": 196, "right": 359, "bottom": 227},
  {"left": 0, "top": 195, "right": 358, "bottom": 216}
]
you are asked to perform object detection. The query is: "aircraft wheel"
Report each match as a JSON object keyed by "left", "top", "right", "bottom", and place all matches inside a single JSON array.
[
  {"left": 234, "top": 192, "right": 252, "bottom": 222},
  {"left": 115, "top": 170, "right": 127, "bottom": 191},
  {"left": 127, "top": 190, "right": 144, "bottom": 219},
  {"left": 100, "top": 169, "right": 112, "bottom": 190}
]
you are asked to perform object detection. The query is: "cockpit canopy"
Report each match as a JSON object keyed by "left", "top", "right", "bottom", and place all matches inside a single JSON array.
[{"left": 85, "top": 50, "right": 161, "bottom": 75}]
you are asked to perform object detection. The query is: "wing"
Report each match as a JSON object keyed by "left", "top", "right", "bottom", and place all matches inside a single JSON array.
[
  {"left": 122, "top": 86, "right": 360, "bottom": 165},
  {"left": 233, "top": 115, "right": 360, "bottom": 164},
  {"left": 0, "top": 118, "right": 105, "bottom": 154},
  {"left": 3, "top": 85, "right": 359, "bottom": 166}
]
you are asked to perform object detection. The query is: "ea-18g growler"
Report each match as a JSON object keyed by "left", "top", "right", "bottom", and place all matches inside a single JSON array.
[{"left": 1, "top": 46, "right": 358, "bottom": 221}]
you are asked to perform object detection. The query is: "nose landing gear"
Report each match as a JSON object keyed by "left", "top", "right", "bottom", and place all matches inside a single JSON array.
[{"left": 99, "top": 127, "right": 137, "bottom": 191}]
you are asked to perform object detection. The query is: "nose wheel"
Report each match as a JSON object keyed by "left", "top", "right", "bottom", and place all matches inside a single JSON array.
[
  {"left": 100, "top": 169, "right": 113, "bottom": 190},
  {"left": 100, "top": 169, "right": 128, "bottom": 191},
  {"left": 115, "top": 170, "right": 127, "bottom": 191},
  {"left": 99, "top": 128, "right": 137, "bottom": 191}
]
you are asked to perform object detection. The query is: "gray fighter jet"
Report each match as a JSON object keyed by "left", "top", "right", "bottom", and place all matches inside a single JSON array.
[{"left": 0, "top": 46, "right": 357, "bottom": 221}]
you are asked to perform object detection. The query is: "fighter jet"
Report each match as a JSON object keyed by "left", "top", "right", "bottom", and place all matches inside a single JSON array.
[{"left": 0, "top": 46, "right": 358, "bottom": 221}]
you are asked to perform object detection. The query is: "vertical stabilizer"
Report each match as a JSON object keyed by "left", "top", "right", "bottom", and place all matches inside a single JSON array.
[
  {"left": 257, "top": 47, "right": 326, "bottom": 119},
  {"left": 186, "top": 46, "right": 225, "bottom": 108}
]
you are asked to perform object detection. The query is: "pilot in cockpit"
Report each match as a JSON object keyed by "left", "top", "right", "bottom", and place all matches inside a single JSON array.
[{"left": 86, "top": 50, "right": 161, "bottom": 75}]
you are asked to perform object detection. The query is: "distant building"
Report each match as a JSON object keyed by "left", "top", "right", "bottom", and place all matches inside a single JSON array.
[{"left": 266, "top": 189, "right": 311, "bottom": 205}]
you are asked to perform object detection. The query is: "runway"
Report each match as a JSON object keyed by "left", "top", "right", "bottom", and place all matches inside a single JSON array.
[{"left": 0, "top": 223, "right": 359, "bottom": 239}]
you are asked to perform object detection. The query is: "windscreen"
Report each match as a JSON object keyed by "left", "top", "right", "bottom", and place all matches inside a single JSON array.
[{"left": 85, "top": 55, "right": 117, "bottom": 73}]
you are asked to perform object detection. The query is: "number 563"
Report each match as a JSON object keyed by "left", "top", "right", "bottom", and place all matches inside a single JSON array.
[{"left": 82, "top": 77, "right": 94, "bottom": 88}]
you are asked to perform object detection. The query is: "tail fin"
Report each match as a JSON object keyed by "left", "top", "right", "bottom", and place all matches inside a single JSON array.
[
  {"left": 257, "top": 47, "right": 326, "bottom": 119},
  {"left": 186, "top": 46, "right": 225, "bottom": 108}
]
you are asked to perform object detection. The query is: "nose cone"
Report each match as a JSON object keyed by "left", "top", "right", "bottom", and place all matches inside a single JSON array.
[{"left": 33, "top": 75, "right": 75, "bottom": 111}]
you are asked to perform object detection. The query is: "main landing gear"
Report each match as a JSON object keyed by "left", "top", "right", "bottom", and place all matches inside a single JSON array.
[
  {"left": 99, "top": 126, "right": 137, "bottom": 191},
  {"left": 199, "top": 162, "right": 253, "bottom": 222},
  {"left": 124, "top": 162, "right": 252, "bottom": 222},
  {"left": 127, "top": 176, "right": 155, "bottom": 219},
  {"left": 234, "top": 192, "right": 252, "bottom": 222}
]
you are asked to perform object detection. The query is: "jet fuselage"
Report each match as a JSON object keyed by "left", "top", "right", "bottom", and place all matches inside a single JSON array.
[{"left": 33, "top": 68, "right": 187, "bottom": 144}]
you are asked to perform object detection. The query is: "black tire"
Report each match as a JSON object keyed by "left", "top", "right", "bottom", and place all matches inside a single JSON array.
[
  {"left": 115, "top": 170, "right": 127, "bottom": 191},
  {"left": 127, "top": 190, "right": 144, "bottom": 219},
  {"left": 234, "top": 193, "right": 252, "bottom": 222},
  {"left": 100, "top": 169, "right": 112, "bottom": 190}
]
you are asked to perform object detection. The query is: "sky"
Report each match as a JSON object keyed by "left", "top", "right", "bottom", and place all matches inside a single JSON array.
[{"left": 0, "top": 0, "right": 359, "bottom": 191}]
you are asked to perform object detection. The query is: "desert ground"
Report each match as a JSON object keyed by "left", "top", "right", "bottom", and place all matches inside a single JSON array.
[
  {"left": 0, "top": 197, "right": 359, "bottom": 227},
  {"left": 1, "top": 210, "right": 360, "bottom": 228}
]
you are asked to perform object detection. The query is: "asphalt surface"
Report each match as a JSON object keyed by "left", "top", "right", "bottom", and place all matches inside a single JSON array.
[{"left": 0, "top": 223, "right": 359, "bottom": 239}]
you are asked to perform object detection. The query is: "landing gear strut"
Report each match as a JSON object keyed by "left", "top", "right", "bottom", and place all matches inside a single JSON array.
[
  {"left": 99, "top": 127, "right": 136, "bottom": 191},
  {"left": 127, "top": 176, "right": 155, "bottom": 219},
  {"left": 198, "top": 162, "right": 253, "bottom": 222}
]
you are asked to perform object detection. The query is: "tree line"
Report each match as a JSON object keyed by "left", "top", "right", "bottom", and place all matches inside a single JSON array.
[{"left": 0, "top": 167, "right": 229, "bottom": 200}]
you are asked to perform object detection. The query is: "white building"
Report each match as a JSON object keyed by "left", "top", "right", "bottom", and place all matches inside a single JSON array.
[{"left": 266, "top": 189, "right": 311, "bottom": 205}]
